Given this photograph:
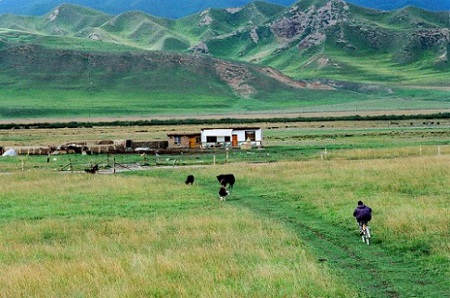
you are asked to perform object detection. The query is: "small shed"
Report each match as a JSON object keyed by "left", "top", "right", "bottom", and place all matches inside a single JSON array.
[
  {"left": 201, "top": 127, "right": 262, "bottom": 148},
  {"left": 167, "top": 132, "right": 201, "bottom": 149}
]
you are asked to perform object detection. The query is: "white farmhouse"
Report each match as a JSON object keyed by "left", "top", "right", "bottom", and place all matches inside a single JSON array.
[{"left": 200, "top": 127, "right": 262, "bottom": 148}]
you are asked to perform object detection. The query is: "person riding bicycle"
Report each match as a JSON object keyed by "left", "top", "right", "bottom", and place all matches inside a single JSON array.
[{"left": 353, "top": 200, "right": 372, "bottom": 235}]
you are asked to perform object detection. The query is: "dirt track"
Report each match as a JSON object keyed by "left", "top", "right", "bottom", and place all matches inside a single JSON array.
[{"left": 233, "top": 191, "right": 449, "bottom": 298}]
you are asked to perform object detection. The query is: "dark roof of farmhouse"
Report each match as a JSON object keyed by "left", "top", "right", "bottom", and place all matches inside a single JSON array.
[{"left": 166, "top": 132, "right": 201, "bottom": 137}]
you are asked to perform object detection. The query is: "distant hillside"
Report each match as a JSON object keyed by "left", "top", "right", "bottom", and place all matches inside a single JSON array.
[
  {"left": 0, "top": 39, "right": 348, "bottom": 120},
  {"left": 1, "top": 1, "right": 449, "bottom": 85},
  {"left": 346, "top": 0, "right": 450, "bottom": 12},
  {"left": 0, "top": 0, "right": 449, "bottom": 19},
  {"left": 1, "top": 0, "right": 450, "bottom": 120},
  {"left": 0, "top": 0, "right": 296, "bottom": 19},
  {"left": 0, "top": 42, "right": 330, "bottom": 97}
]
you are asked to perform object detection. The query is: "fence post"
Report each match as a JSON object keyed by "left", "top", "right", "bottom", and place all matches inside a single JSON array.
[{"left": 113, "top": 157, "right": 116, "bottom": 174}]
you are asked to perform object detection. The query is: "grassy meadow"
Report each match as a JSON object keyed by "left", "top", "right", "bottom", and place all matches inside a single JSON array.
[
  {"left": 1, "top": 121, "right": 449, "bottom": 297},
  {"left": 0, "top": 167, "right": 355, "bottom": 297},
  {"left": 2, "top": 86, "right": 450, "bottom": 121}
]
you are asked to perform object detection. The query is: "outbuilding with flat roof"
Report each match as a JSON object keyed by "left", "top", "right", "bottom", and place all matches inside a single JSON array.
[{"left": 200, "top": 127, "right": 262, "bottom": 148}]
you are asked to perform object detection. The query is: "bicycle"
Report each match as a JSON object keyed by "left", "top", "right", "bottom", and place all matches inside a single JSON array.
[{"left": 359, "top": 222, "right": 371, "bottom": 245}]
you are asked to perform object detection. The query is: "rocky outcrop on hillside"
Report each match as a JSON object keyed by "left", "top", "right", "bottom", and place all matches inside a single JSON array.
[
  {"left": 213, "top": 60, "right": 334, "bottom": 96},
  {"left": 416, "top": 29, "right": 450, "bottom": 47},
  {"left": 190, "top": 41, "right": 210, "bottom": 54},
  {"left": 415, "top": 28, "right": 449, "bottom": 62},
  {"left": 267, "top": 0, "right": 450, "bottom": 68},
  {"left": 270, "top": 0, "right": 350, "bottom": 46},
  {"left": 214, "top": 60, "right": 256, "bottom": 96},
  {"left": 395, "top": 28, "right": 450, "bottom": 64}
]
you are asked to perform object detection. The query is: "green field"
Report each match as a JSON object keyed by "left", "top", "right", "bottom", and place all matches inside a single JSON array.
[
  {"left": 1, "top": 123, "right": 449, "bottom": 297},
  {"left": 2, "top": 84, "right": 450, "bottom": 121}
]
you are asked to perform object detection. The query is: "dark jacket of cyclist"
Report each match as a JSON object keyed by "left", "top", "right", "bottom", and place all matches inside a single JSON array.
[{"left": 353, "top": 200, "right": 372, "bottom": 222}]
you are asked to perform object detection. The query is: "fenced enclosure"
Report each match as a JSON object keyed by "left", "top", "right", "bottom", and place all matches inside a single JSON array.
[{"left": 1, "top": 120, "right": 449, "bottom": 173}]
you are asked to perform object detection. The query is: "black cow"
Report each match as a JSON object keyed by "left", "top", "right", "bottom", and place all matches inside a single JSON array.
[
  {"left": 85, "top": 164, "right": 99, "bottom": 174},
  {"left": 218, "top": 185, "right": 229, "bottom": 201},
  {"left": 217, "top": 174, "right": 235, "bottom": 189},
  {"left": 185, "top": 175, "right": 195, "bottom": 185}
]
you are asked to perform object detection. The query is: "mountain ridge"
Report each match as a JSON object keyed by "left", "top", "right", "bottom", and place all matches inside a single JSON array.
[
  {"left": 0, "top": 0, "right": 449, "bottom": 19},
  {"left": 1, "top": 1, "right": 449, "bottom": 84}
]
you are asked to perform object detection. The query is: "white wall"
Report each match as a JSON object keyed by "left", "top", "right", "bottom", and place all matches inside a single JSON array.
[
  {"left": 201, "top": 128, "right": 262, "bottom": 147},
  {"left": 234, "top": 129, "right": 262, "bottom": 146}
]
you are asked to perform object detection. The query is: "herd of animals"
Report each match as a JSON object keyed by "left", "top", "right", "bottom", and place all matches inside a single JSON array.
[
  {"left": 84, "top": 164, "right": 235, "bottom": 201},
  {"left": 185, "top": 173, "right": 235, "bottom": 201}
]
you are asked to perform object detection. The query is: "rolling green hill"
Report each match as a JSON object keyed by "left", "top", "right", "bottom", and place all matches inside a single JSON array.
[
  {"left": 1, "top": 1, "right": 449, "bottom": 83},
  {"left": 0, "top": 1, "right": 449, "bottom": 120}
]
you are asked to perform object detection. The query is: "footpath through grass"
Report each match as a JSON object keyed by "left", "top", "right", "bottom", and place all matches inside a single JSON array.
[
  {"left": 225, "top": 158, "right": 449, "bottom": 298},
  {"left": 232, "top": 192, "right": 448, "bottom": 297}
]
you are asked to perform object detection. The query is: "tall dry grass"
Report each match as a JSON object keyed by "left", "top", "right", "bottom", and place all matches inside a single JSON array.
[
  {"left": 232, "top": 155, "right": 450, "bottom": 260},
  {"left": 329, "top": 145, "right": 450, "bottom": 160},
  {"left": 0, "top": 170, "right": 354, "bottom": 297}
]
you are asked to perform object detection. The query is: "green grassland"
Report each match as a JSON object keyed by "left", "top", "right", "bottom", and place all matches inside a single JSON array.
[
  {"left": 1, "top": 121, "right": 449, "bottom": 296},
  {"left": 0, "top": 169, "right": 355, "bottom": 297},
  {"left": 2, "top": 86, "right": 450, "bottom": 120},
  {"left": 2, "top": 63, "right": 450, "bottom": 120}
]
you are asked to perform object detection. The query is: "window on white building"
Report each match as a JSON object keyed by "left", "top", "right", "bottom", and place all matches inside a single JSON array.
[
  {"left": 206, "top": 136, "right": 217, "bottom": 143},
  {"left": 245, "top": 131, "right": 256, "bottom": 141}
]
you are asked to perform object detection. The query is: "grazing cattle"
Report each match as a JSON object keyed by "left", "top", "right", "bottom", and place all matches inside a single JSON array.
[
  {"left": 219, "top": 185, "right": 229, "bottom": 201},
  {"left": 217, "top": 174, "right": 235, "bottom": 189},
  {"left": 185, "top": 174, "right": 195, "bottom": 185},
  {"left": 85, "top": 164, "right": 99, "bottom": 174}
]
